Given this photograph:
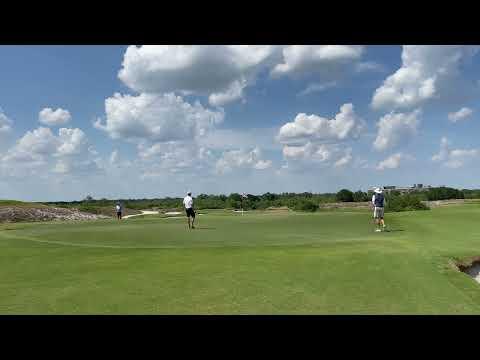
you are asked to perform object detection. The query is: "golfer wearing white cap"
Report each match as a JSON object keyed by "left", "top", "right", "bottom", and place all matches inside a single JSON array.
[
  {"left": 372, "top": 187, "right": 386, "bottom": 232},
  {"left": 183, "top": 191, "right": 196, "bottom": 229}
]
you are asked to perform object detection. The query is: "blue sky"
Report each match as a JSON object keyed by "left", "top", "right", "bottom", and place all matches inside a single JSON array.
[{"left": 0, "top": 45, "right": 479, "bottom": 201}]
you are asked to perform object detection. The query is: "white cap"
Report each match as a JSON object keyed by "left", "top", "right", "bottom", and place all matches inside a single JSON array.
[{"left": 374, "top": 187, "right": 383, "bottom": 194}]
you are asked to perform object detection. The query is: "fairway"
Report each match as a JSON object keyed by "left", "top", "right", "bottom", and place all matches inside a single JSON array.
[{"left": 1, "top": 205, "right": 480, "bottom": 314}]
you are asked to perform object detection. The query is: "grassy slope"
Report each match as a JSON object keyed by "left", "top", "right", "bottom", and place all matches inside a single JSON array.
[
  {"left": 1, "top": 205, "right": 480, "bottom": 314},
  {"left": 0, "top": 200, "right": 46, "bottom": 208}
]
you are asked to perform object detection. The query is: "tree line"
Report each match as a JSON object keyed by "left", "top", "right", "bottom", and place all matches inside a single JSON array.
[{"left": 44, "top": 186, "right": 479, "bottom": 213}]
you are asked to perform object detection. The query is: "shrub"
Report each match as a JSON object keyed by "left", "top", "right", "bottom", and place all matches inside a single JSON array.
[
  {"left": 386, "top": 194, "right": 429, "bottom": 212},
  {"left": 353, "top": 190, "right": 369, "bottom": 202},
  {"left": 293, "top": 200, "right": 319, "bottom": 212},
  {"left": 78, "top": 205, "right": 101, "bottom": 214},
  {"left": 336, "top": 189, "right": 354, "bottom": 202}
]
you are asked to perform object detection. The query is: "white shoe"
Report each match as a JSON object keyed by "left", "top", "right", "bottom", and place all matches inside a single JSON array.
[{"left": 375, "top": 229, "right": 382, "bottom": 232}]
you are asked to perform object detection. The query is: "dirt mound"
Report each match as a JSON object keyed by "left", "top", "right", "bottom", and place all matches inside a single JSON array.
[
  {"left": 319, "top": 202, "right": 371, "bottom": 209},
  {"left": 0, "top": 206, "right": 109, "bottom": 223}
]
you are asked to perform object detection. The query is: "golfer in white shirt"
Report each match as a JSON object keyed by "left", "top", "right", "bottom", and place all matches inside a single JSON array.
[{"left": 183, "top": 191, "right": 196, "bottom": 229}]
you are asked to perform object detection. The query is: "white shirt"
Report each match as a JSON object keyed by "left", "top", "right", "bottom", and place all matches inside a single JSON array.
[
  {"left": 116, "top": 205, "right": 121, "bottom": 212},
  {"left": 183, "top": 195, "right": 193, "bottom": 209}
]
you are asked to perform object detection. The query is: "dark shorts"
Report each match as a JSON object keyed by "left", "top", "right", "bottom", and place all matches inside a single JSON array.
[
  {"left": 185, "top": 208, "right": 195, "bottom": 218},
  {"left": 117, "top": 211, "right": 122, "bottom": 216}
]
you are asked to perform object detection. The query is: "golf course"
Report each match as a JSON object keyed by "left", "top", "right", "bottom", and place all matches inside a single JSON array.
[{"left": 1, "top": 203, "right": 480, "bottom": 314}]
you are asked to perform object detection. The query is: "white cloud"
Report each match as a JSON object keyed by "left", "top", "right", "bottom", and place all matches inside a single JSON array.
[
  {"left": 297, "top": 81, "right": 338, "bottom": 96},
  {"left": 53, "top": 158, "right": 100, "bottom": 174},
  {"left": 282, "top": 142, "right": 352, "bottom": 167},
  {"left": 208, "top": 79, "right": 247, "bottom": 107},
  {"left": 448, "top": 107, "right": 473, "bottom": 123},
  {"left": 118, "top": 45, "right": 277, "bottom": 106},
  {"left": 1, "top": 127, "right": 96, "bottom": 177},
  {"left": 0, "top": 109, "right": 13, "bottom": 133},
  {"left": 376, "top": 153, "right": 405, "bottom": 170},
  {"left": 355, "top": 61, "right": 385, "bottom": 73},
  {"left": 95, "top": 92, "right": 224, "bottom": 143},
  {"left": 199, "top": 127, "right": 280, "bottom": 151},
  {"left": 432, "top": 137, "right": 478, "bottom": 168},
  {"left": 334, "top": 149, "right": 353, "bottom": 167},
  {"left": 277, "top": 103, "right": 364, "bottom": 144},
  {"left": 371, "top": 45, "right": 480, "bottom": 110},
  {"left": 109, "top": 150, "right": 119, "bottom": 165},
  {"left": 56, "top": 128, "right": 87, "bottom": 156},
  {"left": 39, "top": 107, "right": 71, "bottom": 126},
  {"left": 215, "top": 147, "right": 272, "bottom": 174},
  {"left": 137, "top": 141, "right": 214, "bottom": 176},
  {"left": 271, "top": 45, "right": 364, "bottom": 77},
  {"left": 373, "top": 110, "right": 421, "bottom": 151}
]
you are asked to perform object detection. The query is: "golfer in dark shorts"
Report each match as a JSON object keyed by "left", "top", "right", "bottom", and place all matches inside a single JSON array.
[
  {"left": 183, "top": 192, "right": 196, "bottom": 229},
  {"left": 115, "top": 202, "right": 123, "bottom": 220}
]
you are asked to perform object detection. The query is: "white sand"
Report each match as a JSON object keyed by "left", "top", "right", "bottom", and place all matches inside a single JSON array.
[
  {"left": 465, "top": 263, "right": 480, "bottom": 284},
  {"left": 123, "top": 210, "right": 159, "bottom": 219},
  {"left": 124, "top": 210, "right": 204, "bottom": 220}
]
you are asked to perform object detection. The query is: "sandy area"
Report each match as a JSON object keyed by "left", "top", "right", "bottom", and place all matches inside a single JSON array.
[
  {"left": 465, "top": 263, "right": 480, "bottom": 284},
  {"left": 123, "top": 210, "right": 159, "bottom": 219}
]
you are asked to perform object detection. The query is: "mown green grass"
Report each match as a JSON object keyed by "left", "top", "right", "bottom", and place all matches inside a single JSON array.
[{"left": 1, "top": 205, "right": 480, "bottom": 314}]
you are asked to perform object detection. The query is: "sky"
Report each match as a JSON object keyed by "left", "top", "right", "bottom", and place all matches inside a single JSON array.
[{"left": 1, "top": 45, "right": 480, "bottom": 202}]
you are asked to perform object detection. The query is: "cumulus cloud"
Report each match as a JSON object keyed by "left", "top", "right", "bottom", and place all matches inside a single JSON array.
[
  {"left": 95, "top": 92, "right": 224, "bottom": 142},
  {"left": 39, "top": 107, "right": 71, "bottom": 126},
  {"left": 1, "top": 127, "right": 96, "bottom": 177},
  {"left": 277, "top": 103, "right": 364, "bottom": 144},
  {"left": 0, "top": 109, "right": 13, "bottom": 134},
  {"left": 118, "top": 45, "right": 277, "bottom": 106},
  {"left": 282, "top": 142, "right": 352, "bottom": 167},
  {"left": 271, "top": 45, "right": 364, "bottom": 77},
  {"left": 373, "top": 110, "right": 421, "bottom": 151},
  {"left": 448, "top": 107, "right": 473, "bottom": 123},
  {"left": 376, "top": 153, "right": 409, "bottom": 170},
  {"left": 215, "top": 147, "right": 272, "bottom": 174},
  {"left": 56, "top": 128, "right": 87, "bottom": 156},
  {"left": 432, "top": 137, "right": 478, "bottom": 168},
  {"left": 208, "top": 79, "right": 247, "bottom": 107},
  {"left": 371, "top": 45, "right": 480, "bottom": 110}
]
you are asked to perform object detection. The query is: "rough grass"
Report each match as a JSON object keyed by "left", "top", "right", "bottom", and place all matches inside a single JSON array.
[
  {"left": 1, "top": 206, "right": 480, "bottom": 314},
  {"left": 0, "top": 200, "right": 46, "bottom": 208}
]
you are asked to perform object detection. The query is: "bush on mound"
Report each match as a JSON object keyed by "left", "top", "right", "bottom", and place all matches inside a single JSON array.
[
  {"left": 386, "top": 194, "right": 429, "bottom": 212},
  {"left": 293, "top": 200, "right": 319, "bottom": 212},
  {"left": 336, "top": 189, "right": 354, "bottom": 202}
]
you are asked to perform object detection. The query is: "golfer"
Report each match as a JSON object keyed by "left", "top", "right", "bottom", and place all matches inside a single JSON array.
[
  {"left": 115, "top": 202, "right": 123, "bottom": 220},
  {"left": 372, "top": 187, "right": 386, "bottom": 232},
  {"left": 183, "top": 191, "right": 196, "bottom": 229}
]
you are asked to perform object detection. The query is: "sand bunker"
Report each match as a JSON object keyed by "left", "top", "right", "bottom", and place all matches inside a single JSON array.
[
  {"left": 164, "top": 212, "right": 182, "bottom": 215},
  {"left": 464, "top": 263, "right": 480, "bottom": 284},
  {"left": 457, "top": 258, "right": 480, "bottom": 284},
  {"left": 123, "top": 210, "right": 159, "bottom": 219}
]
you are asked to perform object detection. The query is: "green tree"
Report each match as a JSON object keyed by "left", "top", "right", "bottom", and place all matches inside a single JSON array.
[
  {"left": 353, "top": 190, "right": 368, "bottom": 202},
  {"left": 336, "top": 189, "right": 354, "bottom": 202}
]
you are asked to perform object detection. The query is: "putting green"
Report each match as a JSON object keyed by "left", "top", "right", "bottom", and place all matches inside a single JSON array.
[{"left": 1, "top": 205, "right": 480, "bottom": 314}]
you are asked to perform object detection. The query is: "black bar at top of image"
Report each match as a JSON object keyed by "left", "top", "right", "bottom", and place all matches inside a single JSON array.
[{"left": 1, "top": 4, "right": 480, "bottom": 44}]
